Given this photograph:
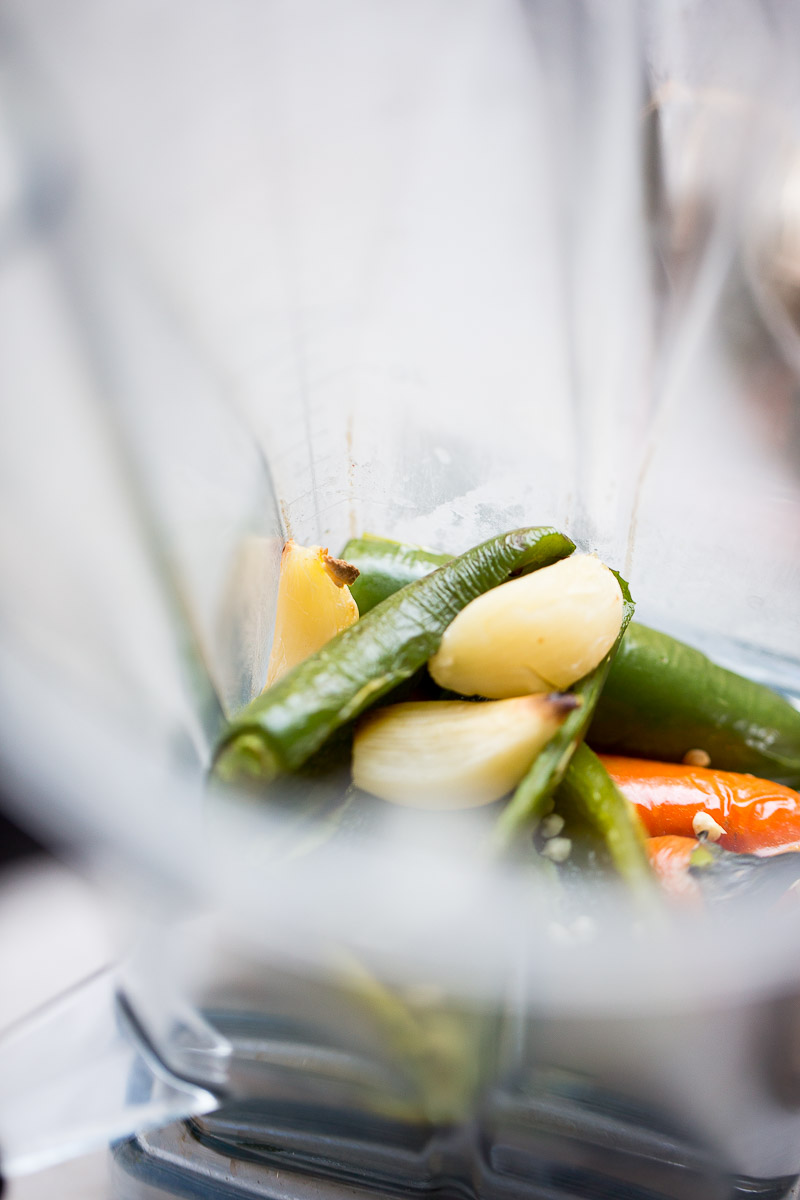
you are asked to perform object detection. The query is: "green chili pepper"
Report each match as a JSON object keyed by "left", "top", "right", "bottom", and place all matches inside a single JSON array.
[
  {"left": 342, "top": 534, "right": 635, "bottom": 846},
  {"left": 589, "top": 623, "right": 800, "bottom": 787},
  {"left": 492, "top": 572, "right": 635, "bottom": 850},
  {"left": 334, "top": 949, "right": 492, "bottom": 1124},
  {"left": 554, "top": 743, "right": 654, "bottom": 894},
  {"left": 343, "top": 537, "right": 800, "bottom": 793},
  {"left": 213, "top": 527, "right": 574, "bottom": 786},
  {"left": 341, "top": 535, "right": 452, "bottom": 615}
]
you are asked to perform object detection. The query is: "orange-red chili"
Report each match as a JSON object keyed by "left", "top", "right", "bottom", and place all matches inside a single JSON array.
[
  {"left": 645, "top": 835, "right": 703, "bottom": 902},
  {"left": 601, "top": 756, "right": 800, "bottom": 854}
]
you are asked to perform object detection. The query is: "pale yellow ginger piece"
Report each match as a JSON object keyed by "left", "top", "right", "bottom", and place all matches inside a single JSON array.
[
  {"left": 265, "top": 539, "right": 359, "bottom": 687},
  {"left": 428, "top": 554, "right": 623, "bottom": 699},
  {"left": 352, "top": 693, "right": 578, "bottom": 809}
]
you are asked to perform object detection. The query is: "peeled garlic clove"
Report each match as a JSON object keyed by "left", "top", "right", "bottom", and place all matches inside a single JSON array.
[
  {"left": 428, "top": 554, "right": 623, "bottom": 699},
  {"left": 352, "top": 694, "right": 578, "bottom": 809},
  {"left": 265, "top": 540, "right": 359, "bottom": 687}
]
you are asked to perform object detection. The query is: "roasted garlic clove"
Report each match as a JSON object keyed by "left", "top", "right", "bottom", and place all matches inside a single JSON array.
[{"left": 428, "top": 554, "right": 623, "bottom": 699}]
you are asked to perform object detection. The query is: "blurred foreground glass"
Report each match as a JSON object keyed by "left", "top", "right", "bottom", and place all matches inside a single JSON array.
[{"left": 0, "top": 0, "right": 799, "bottom": 1197}]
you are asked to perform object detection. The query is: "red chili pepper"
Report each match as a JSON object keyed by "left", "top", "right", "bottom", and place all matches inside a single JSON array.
[
  {"left": 646, "top": 835, "right": 703, "bottom": 902},
  {"left": 601, "top": 756, "right": 800, "bottom": 853}
]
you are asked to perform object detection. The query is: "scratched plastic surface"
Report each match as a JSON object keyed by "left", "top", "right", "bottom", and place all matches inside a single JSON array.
[{"left": 1, "top": 1, "right": 800, "bottom": 1193}]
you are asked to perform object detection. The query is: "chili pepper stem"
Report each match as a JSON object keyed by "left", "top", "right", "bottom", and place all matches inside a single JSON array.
[{"left": 212, "top": 732, "right": 280, "bottom": 788}]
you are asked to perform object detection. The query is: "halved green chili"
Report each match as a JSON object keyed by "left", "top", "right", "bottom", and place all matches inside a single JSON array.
[
  {"left": 554, "top": 743, "right": 654, "bottom": 895},
  {"left": 492, "top": 573, "right": 635, "bottom": 850},
  {"left": 213, "top": 527, "right": 574, "bottom": 786},
  {"left": 341, "top": 535, "right": 452, "bottom": 615},
  {"left": 589, "top": 623, "right": 800, "bottom": 787}
]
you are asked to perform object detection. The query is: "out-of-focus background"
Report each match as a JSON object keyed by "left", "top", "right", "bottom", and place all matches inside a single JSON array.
[{"left": 0, "top": 821, "right": 111, "bottom": 1197}]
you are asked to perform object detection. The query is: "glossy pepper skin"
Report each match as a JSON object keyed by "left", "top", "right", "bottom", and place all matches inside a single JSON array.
[
  {"left": 590, "top": 623, "right": 800, "bottom": 787},
  {"left": 602, "top": 756, "right": 800, "bottom": 854},
  {"left": 494, "top": 573, "right": 634, "bottom": 849},
  {"left": 340, "top": 536, "right": 451, "bottom": 615},
  {"left": 213, "top": 527, "right": 574, "bottom": 786},
  {"left": 342, "top": 534, "right": 636, "bottom": 846},
  {"left": 554, "top": 744, "right": 654, "bottom": 896},
  {"left": 343, "top": 538, "right": 800, "bottom": 789}
]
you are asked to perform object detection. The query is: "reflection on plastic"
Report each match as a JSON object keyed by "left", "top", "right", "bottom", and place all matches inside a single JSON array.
[{"left": 0, "top": 0, "right": 798, "bottom": 1191}]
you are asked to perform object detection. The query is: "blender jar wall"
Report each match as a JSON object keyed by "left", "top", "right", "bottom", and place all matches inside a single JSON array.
[{"left": 0, "top": 0, "right": 799, "bottom": 1194}]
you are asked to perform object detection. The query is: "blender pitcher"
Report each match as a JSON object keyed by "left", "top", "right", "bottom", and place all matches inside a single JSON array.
[{"left": 0, "top": 1, "right": 800, "bottom": 1197}]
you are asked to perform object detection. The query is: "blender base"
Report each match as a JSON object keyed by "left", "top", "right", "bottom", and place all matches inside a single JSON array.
[{"left": 112, "top": 1112, "right": 800, "bottom": 1200}]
